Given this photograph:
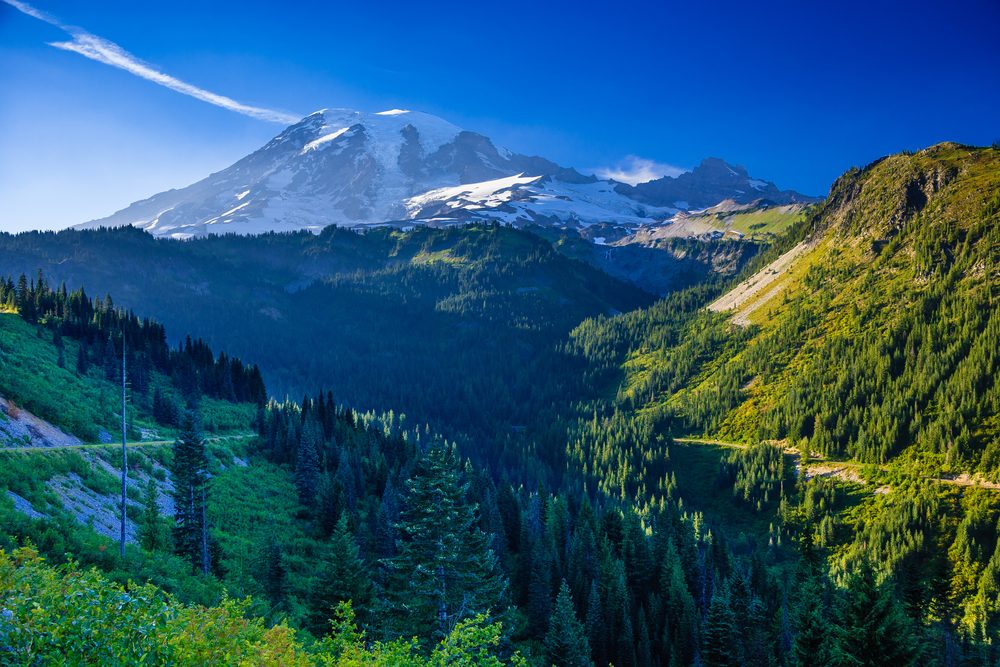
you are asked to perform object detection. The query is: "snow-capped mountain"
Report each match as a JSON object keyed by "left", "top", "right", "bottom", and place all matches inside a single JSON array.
[{"left": 75, "top": 109, "right": 814, "bottom": 238}]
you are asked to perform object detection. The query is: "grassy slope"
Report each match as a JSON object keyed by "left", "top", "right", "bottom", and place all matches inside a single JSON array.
[
  {"left": 0, "top": 313, "right": 254, "bottom": 443},
  {"left": 0, "top": 313, "right": 121, "bottom": 441},
  {"left": 690, "top": 204, "right": 805, "bottom": 240},
  {"left": 0, "top": 305, "right": 261, "bottom": 604},
  {"left": 621, "top": 143, "right": 1000, "bottom": 474}
]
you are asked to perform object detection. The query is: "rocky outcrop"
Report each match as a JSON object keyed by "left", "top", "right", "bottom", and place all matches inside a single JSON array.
[{"left": 0, "top": 396, "right": 82, "bottom": 448}]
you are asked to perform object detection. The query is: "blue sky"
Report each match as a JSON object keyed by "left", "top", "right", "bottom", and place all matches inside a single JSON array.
[{"left": 1, "top": 0, "right": 998, "bottom": 232}]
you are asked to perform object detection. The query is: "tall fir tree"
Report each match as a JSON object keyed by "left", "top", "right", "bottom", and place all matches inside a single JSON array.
[
  {"left": 170, "top": 412, "right": 210, "bottom": 573},
  {"left": 257, "top": 531, "right": 288, "bottom": 611},
  {"left": 584, "top": 579, "right": 606, "bottom": 667},
  {"left": 701, "top": 583, "right": 738, "bottom": 667},
  {"left": 138, "top": 479, "right": 164, "bottom": 553},
  {"left": 545, "top": 579, "right": 594, "bottom": 667},
  {"left": 835, "top": 561, "right": 917, "bottom": 667},
  {"left": 310, "top": 514, "right": 373, "bottom": 636},
  {"left": 295, "top": 414, "right": 322, "bottom": 508},
  {"left": 528, "top": 537, "right": 554, "bottom": 637},
  {"left": 793, "top": 574, "right": 834, "bottom": 667},
  {"left": 661, "top": 541, "right": 697, "bottom": 666},
  {"left": 75, "top": 340, "right": 88, "bottom": 375},
  {"left": 382, "top": 442, "right": 505, "bottom": 643}
]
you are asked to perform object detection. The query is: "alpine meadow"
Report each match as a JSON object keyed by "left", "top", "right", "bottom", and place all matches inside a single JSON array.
[{"left": 1, "top": 1, "right": 998, "bottom": 665}]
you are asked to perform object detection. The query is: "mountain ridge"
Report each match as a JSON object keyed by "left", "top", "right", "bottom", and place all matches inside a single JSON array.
[{"left": 74, "top": 108, "right": 816, "bottom": 238}]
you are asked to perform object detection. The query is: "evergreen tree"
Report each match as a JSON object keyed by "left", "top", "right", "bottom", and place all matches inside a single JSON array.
[
  {"left": 528, "top": 537, "right": 554, "bottom": 637},
  {"left": 584, "top": 579, "right": 606, "bottom": 667},
  {"left": 382, "top": 442, "right": 505, "bottom": 643},
  {"left": 138, "top": 479, "right": 164, "bottom": 552},
  {"left": 103, "top": 336, "right": 119, "bottom": 382},
  {"left": 170, "top": 412, "right": 210, "bottom": 573},
  {"left": 836, "top": 562, "right": 916, "bottom": 667},
  {"left": 311, "top": 514, "right": 373, "bottom": 635},
  {"left": 545, "top": 580, "right": 594, "bottom": 667},
  {"left": 257, "top": 531, "right": 287, "bottom": 610},
  {"left": 743, "top": 596, "right": 770, "bottom": 667},
  {"left": 794, "top": 575, "right": 834, "bottom": 667},
  {"left": 295, "top": 415, "right": 321, "bottom": 508},
  {"left": 661, "top": 541, "right": 697, "bottom": 665},
  {"left": 702, "top": 583, "right": 738, "bottom": 667},
  {"left": 75, "top": 341, "right": 88, "bottom": 375}
]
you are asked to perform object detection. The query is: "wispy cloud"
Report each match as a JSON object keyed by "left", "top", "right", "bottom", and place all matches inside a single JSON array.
[
  {"left": 2, "top": 0, "right": 300, "bottom": 125},
  {"left": 595, "top": 155, "right": 688, "bottom": 185}
]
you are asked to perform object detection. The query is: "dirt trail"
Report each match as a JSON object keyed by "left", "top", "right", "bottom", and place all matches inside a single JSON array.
[
  {"left": 708, "top": 238, "right": 817, "bottom": 325},
  {"left": 673, "top": 436, "right": 1000, "bottom": 492},
  {"left": 1, "top": 433, "right": 253, "bottom": 454}
]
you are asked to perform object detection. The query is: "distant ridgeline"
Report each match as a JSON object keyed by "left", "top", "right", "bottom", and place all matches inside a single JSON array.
[{"left": 0, "top": 271, "right": 265, "bottom": 439}]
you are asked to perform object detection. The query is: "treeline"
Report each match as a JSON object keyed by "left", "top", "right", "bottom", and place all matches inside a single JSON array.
[{"left": 0, "top": 270, "right": 266, "bottom": 407}]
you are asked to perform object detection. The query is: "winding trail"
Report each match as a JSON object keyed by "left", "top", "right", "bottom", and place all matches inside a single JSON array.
[
  {"left": 0, "top": 433, "right": 254, "bottom": 454},
  {"left": 672, "top": 436, "right": 1000, "bottom": 491}
]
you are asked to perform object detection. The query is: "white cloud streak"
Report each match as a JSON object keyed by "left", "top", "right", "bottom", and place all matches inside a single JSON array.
[
  {"left": 2, "top": 0, "right": 301, "bottom": 125},
  {"left": 595, "top": 155, "right": 688, "bottom": 185}
]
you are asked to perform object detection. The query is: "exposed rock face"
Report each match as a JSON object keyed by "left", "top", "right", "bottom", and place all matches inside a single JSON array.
[
  {"left": 616, "top": 157, "right": 819, "bottom": 210},
  {"left": 0, "top": 396, "right": 82, "bottom": 448}
]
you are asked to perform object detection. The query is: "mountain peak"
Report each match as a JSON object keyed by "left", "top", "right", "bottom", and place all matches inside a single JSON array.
[
  {"left": 73, "top": 106, "right": 811, "bottom": 237},
  {"left": 616, "top": 156, "right": 818, "bottom": 210},
  {"left": 694, "top": 157, "right": 749, "bottom": 179}
]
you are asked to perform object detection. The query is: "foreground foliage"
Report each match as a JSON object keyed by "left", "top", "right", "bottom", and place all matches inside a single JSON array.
[{"left": 0, "top": 546, "right": 524, "bottom": 666}]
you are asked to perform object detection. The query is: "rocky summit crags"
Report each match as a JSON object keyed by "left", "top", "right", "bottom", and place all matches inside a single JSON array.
[{"left": 75, "top": 108, "right": 816, "bottom": 238}]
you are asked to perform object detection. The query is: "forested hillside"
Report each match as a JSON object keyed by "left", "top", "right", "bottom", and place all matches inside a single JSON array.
[
  {"left": 571, "top": 143, "right": 999, "bottom": 475},
  {"left": 0, "top": 276, "right": 792, "bottom": 666},
  {"left": 0, "top": 225, "right": 651, "bottom": 472},
  {"left": 555, "top": 143, "right": 1000, "bottom": 660}
]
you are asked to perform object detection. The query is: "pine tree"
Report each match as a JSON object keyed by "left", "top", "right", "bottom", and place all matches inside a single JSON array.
[
  {"left": 584, "top": 579, "right": 606, "bottom": 667},
  {"left": 794, "top": 575, "right": 834, "bottom": 667},
  {"left": 14, "top": 273, "right": 29, "bottom": 314},
  {"left": 382, "top": 442, "right": 505, "bottom": 643},
  {"left": 257, "top": 531, "right": 287, "bottom": 610},
  {"left": 528, "top": 537, "right": 554, "bottom": 637},
  {"left": 545, "top": 580, "right": 594, "bottom": 667},
  {"left": 138, "top": 479, "right": 164, "bottom": 552},
  {"left": 661, "top": 541, "right": 697, "bottom": 665},
  {"left": 835, "top": 561, "right": 916, "bottom": 667},
  {"left": 103, "top": 336, "right": 119, "bottom": 382},
  {"left": 170, "top": 412, "right": 210, "bottom": 573},
  {"left": 75, "top": 341, "right": 88, "bottom": 375},
  {"left": 311, "top": 514, "right": 373, "bottom": 635},
  {"left": 701, "top": 583, "right": 737, "bottom": 667},
  {"left": 744, "top": 596, "right": 770, "bottom": 667},
  {"left": 295, "top": 415, "right": 322, "bottom": 508}
]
